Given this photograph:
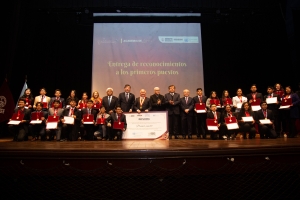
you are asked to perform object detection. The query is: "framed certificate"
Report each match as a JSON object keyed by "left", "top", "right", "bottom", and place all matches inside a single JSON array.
[
  {"left": 113, "top": 121, "right": 124, "bottom": 130},
  {"left": 279, "top": 98, "right": 292, "bottom": 109},
  {"left": 83, "top": 114, "right": 94, "bottom": 124},
  {"left": 206, "top": 119, "right": 219, "bottom": 130},
  {"left": 225, "top": 117, "right": 239, "bottom": 130},
  {"left": 195, "top": 103, "right": 206, "bottom": 113},
  {"left": 48, "top": 116, "right": 59, "bottom": 122},
  {"left": 242, "top": 116, "right": 254, "bottom": 122},
  {"left": 266, "top": 97, "right": 277, "bottom": 104},
  {"left": 46, "top": 122, "right": 58, "bottom": 129},
  {"left": 259, "top": 119, "right": 272, "bottom": 124},
  {"left": 64, "top": 116, "right": 75, "bottom": 125}
]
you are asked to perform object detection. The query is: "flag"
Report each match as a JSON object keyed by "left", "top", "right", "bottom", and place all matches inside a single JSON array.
[
  {"left": 0, "top": 80, "right": 15, "bottom": 123},
  {"left": 15, "top": 81, "right": 28, "bottom": 109}
]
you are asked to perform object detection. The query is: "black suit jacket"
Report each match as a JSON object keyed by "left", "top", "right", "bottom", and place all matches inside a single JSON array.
[
  {"left": 102, "top": 96, "right": 119, "bottom": 113},
  {"left": 164, "top": 93, "right": 180, "bottom": 115},
  {"left": 108, "top": 113, "right": 127, "bottom": 130},
  {"left": 193, "top": 95, "right": 208, "bottom": 112},
  {"left": 31, "top": 110, "right": 48, "bottom": 125},
  {"left": 49, "top": 97, "right": 65, "bottom": 108},
  {"left": 149, "top": 94, "right": 166, "bottom": 111},
  {"left": 12, "top": 108, "right": 31, "bottom": 133},
  {"left": 263, "top": 93, "right": 280, "bottom": 113},
  {"left": 180, "top": 97, "right": 194, "bottom": 116},
  {"left": 61, "top": 107, "right": 81, "bottom": 124},
  {"left": 256, "top": 109, "right": 275, "bottom": 123},
  {"left": 246, "top": 92, "right": 263, "bottom": 103},
  {"left": 118, "top": 92, "right": 135, "bottom": 112},
  {"left": 81, "top": 108, "right": 98, "bottom": 122},
  {"left": 133, "top": 97, "right": 151, "bottom": 111},
  {"left": 207, "top": 111, "right": 221, "bottom": 124}
]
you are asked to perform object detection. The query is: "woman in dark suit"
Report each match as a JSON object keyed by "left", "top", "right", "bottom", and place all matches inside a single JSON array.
[
  {"left": 281, "top": 86, "right": 300, "bottom": 138},
  {"left": 237, "top": 102, "right": 256, "bottom": 139}
]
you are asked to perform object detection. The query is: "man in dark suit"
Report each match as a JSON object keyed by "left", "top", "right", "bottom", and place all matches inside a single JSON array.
[
  {"left": 149, "top": 87, "right": 166, "bottom": 111},
  {"left": 61, "top": 98, "right": 81, "bottom": 141},
  {"left": 207, "top": 104, "right": 221, "bottom": 140},
  {"left": 48, "top": 89, "right": 65, "bottom": 109},
  {"left": 8, "top": 98, "right": 31, "bottom": 141},
  {"left": 256, "top": 101, "right": 277, "bottom": 139},
  {"left": 102, "top": 87, "right": 119, "bottom": 114},
  {"left": 247, "top": 84, "right": 263, "bottom": 106},
  {"left": 164, "top": 85, "right": 181, "bottom": 139},
  {"left": 107, "top": 106, "right": 127, "bottom": 141},
  {"left": 29, "top": 102, "right": 48, "bottom": 141},
  {"left": 133, "top": 89, "right": 151, "bottom": 113},
  {"left": 193, "top": 88, "right": 208, "bottom": 139},
  {"left": 118, "top": 84, "right": 135, "bottom": 113},
  {"left": 264, "top": 86, "right": 281, "bottom": 137},
  {"left": 81, "top": 100, "right": 98, "bottom": 140},
  {"left": 46, "top": 99, "right": 64, "bottom": 141},
  {"left": 180, "top": 89, "right": 194, "bottom": 139}
]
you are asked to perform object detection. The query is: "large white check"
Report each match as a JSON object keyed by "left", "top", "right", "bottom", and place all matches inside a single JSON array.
[{"left": 123, "top": 111, "right": 168, "bottom": 139}]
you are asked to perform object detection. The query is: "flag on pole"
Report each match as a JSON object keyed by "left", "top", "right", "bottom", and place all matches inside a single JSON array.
[
  {"left": 15, "top": 81, "right": 28, "bottom": 108},
  {"left": 0, "top": 80, "right": 15, "bottom": 123}
]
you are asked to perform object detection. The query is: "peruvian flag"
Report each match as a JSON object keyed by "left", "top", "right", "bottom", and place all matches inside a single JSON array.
[{"left": 0, "top": 80, "right": 15, "bottom": 122}]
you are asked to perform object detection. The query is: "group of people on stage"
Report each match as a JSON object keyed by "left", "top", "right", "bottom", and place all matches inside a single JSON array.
[{"left": 8, "top": 83, "right": 300, "bottom": 141}]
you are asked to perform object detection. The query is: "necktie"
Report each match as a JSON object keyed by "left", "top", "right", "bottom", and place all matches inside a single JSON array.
[
  {"left": 41, "top": 96, "right": 44, "bottom": 102},
  {"left": 263, "top": 110, "right": 267, "bottom": 118},
  {"left": 88, "top": 109, "right": 91, "bottom": 115},
  {"left": 171, "top": 93, "right": 174, "bottom": 100},
  {"left": 54, "top": 109, "right": 57, "bottom": 117},
  {"left": 70, "top": 108, "right": 74, "bottom": 116},
  {"left": 185, "top": 97, "right": 188, "bottom": 103},
  {"left": 108, "top": 96, "right": 111, "bottom": 105},
  {"left": 126, "top": 93, "right": 129, "bottom": 102},
  {"left": 199, "top": 96, "right": 202, "bottom": 103},
  {"left": 214, "top": 112, "right": 217, "bottom": 120}
]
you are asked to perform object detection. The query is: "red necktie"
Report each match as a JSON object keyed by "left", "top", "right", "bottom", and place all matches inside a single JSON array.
[
  {"left": 199, "top": 96, "right": 202, "bottom": 103},
  {"left": 214, "top": 112, "right": 217, "bottom": 120},
  {"left": 54, "top": 109, "right": 57, "bottom": 117},
  {"left": 263, "top": 110, "right": 267, "bottom": 118}
]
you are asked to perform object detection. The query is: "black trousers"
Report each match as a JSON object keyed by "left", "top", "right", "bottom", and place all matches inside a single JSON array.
[{"left": 168, "top": 114, "right": 179, "bottom": 137}]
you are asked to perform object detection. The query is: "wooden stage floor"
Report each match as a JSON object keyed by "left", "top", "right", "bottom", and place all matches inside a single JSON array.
[{"left": 1, "top": 136, "right": 300, "bottom": 159}]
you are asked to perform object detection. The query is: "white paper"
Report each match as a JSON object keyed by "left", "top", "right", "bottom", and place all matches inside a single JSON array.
[
  {"left": 242, "top": 116, "right": 254, "bottom": 122},
  {"left": 236, "top": 103, "right": 242, "bottom": 108},
  {"left": 66, "top": 105, "right": 70, "bottom": 108},
  {"left": 251, "top": 105, "right": 261, "bottom": 111},
  {"left": 226, "top": 123, "right": 239, "bottom": 130},
  {"left": 64, "top": 116, "right": 75, "bottom": 124},
  {"left": 8, "top": 120, "right": 21, "bottom": 125},
  {"left": 279, "top": 105, "right": 290, "bottom": 109},
  {"left": 259, "top": 119, "right": 272, "bottom": 124},
  {"left": 30, "top": 120, "right": 42, "bottom": 124},
  {"left": 196, "top": 109, "right": 206, "bottom": 113},
  {"left": 46, "top": 122, "right": 58, "bottom": 129},
  {"left": 207, "top": 126, "right": 219, "bottom": 131},
  {"left": 83, "top": 121, "right": 94, "bottom": 124},
  {"left": 266, "top": 97, "right": 277, "bottom": 104}
]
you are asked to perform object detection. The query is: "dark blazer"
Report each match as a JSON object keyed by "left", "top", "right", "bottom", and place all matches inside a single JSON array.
[
  {"left": 221, "top": 112, "right": 238, "bottom": 123},
  {"left": 102, "top": 95, "right": 119, "bottom": 113},
  {"left": 180, "top": 97, "right": 194, "bottom": 116},
  {"left": 193, "top": 95, "right": 208, "bottom": 112},
  {"left": 81, "top": 108, "right": 98, "bottom": 121},
  {"left": 246, "top": 92, "right": 263, "bottom": 103},
  {"left": 118, "top": 92, "right": 135, "bottom": 112},
  {"left": 133, "top": 97, "right": 151, "bottom": 111},
  {"left": 31, "top": 110, "right": 48, "bottom": 124},
  {"left": 256, "top": 109, "right": 275, "bottom": 123},
  {"left": 237, "top": 110, "right": 256, "bottom": 125},
  {"left": 164, "top": 93, "right": 180, "bottom": 115},
  {"left": 207, "top": 111, "right": 221, "bottom": 124},
  {"left": 149, "top": 94, "right": 166, "bottom": 111},
  {"left": 12, "top": 108, "right": 31, "bottom": 133},
  {"left": 19, "top": 95, "right": 34, "bottom": 109},
  {"left": 61, "top": 107, "right": 81, "bottom": 124},
  {"left": 108, "top": 113, "right": 127, "bottom": 130},
  {"left": 49, "top": 97, "right": 65, "bottom": 108},
  {"left": 263, "top": 93, "right": 280, "bottom": 113}
]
